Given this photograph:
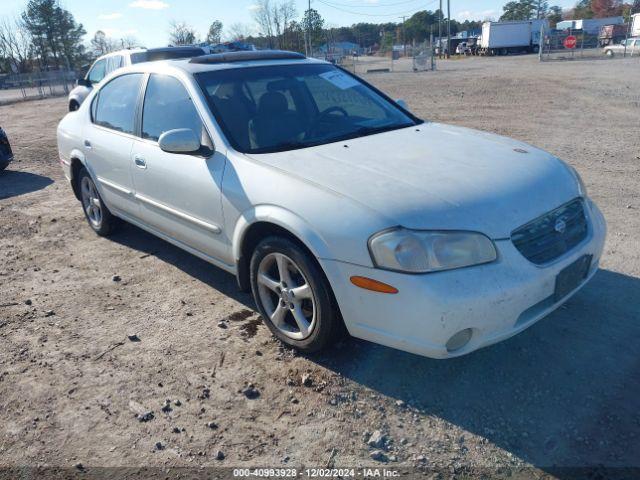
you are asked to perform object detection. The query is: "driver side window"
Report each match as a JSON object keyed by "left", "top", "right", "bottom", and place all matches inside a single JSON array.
[{"left": 142, "top": 74, "right": 206, "bottom": 143}]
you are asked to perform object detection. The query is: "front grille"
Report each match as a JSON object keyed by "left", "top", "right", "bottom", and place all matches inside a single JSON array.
[{"left": 511, "top": 198, "right": 588, "bottom": 265}]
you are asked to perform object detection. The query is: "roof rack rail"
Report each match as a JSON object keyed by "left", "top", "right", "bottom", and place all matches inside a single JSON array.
[{"left": 190, "top": 50, "right": 306, "bottom": 64}]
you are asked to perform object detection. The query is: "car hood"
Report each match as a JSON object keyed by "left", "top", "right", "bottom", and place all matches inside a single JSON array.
[{"left": 247, "top": 123, "right": 580, "bottom": 239}]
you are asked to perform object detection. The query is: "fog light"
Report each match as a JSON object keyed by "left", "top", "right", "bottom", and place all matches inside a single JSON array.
[{"left": 446, "top": 328, "right": 472, "bottom": 352}]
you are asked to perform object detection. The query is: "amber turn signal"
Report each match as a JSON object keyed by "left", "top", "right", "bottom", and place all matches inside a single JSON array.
[{"left": 350, "top": 276, "right": 399, "bottom": 294}]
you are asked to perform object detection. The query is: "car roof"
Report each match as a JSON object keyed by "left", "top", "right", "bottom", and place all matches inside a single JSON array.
[
  {"left": 130, "top": 46, "right": 206, "bottom": 63},
  {"left": 189, "top": 50, "right": 305, "bottom": 64},
  {"left": 96, "top": 46, "right": 206, "bottom": 60},
  {"left": 117, "top": 50, "right": 328, "bottom": 76},
  {"left": 97, "top": 48, "right": 146, "bottom": 59}
]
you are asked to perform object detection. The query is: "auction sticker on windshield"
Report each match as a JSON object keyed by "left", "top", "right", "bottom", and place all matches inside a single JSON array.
[{"left": 319, "top": 70, "right": 360, "bottom": 90}]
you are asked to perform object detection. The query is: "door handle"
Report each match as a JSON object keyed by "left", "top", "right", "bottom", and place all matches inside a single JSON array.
[
  {"left": 84, "top": 140, "right": 92, "bottom": 149},
  {"left": 134, "top": 155, "right": 147, "bottom": 169}
]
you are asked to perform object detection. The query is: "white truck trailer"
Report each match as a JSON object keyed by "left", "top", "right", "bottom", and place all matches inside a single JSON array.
[
  {"left": 479, "top": 20, "right": 549, "bottom": 55},
  {"left": 632, "top": 13, "right": 640, "bottom": 37},
  {"left": 557, "top": 16, "right": 623, "bottom": 35}
]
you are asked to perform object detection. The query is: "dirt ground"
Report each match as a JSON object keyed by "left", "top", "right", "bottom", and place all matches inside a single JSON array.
[{"left": 1, "top": 55, "right": 639, "bottom": 477}]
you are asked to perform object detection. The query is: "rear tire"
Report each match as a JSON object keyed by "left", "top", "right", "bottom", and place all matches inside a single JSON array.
[
  {"left": 250, "top": 236, "right": 342, "bottom": 353},
  {"left": 69, "top": 100, "right": 79, "bottom": 112},
  {"left": 605, "top": 49, "right": 614, "bottom": 57},
  {"left": 78, "top": 167, "right": 118, "bottom": 236}
]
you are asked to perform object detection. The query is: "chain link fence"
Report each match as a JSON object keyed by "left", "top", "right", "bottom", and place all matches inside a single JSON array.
[
  {"left": 539, "top": 30, "right": 599, "bottom": 61},
  {"left": 312, "top": 42, "right": 435, "bottom": 75},
  {"left": 411, "top": 42, "right": 436, "bottom": 72},
  {"left": 0, "top": 69, "right": 76, "bottom": 105},
  {"left": 538, "top": 28, "right": 639, "bottom": 62}
]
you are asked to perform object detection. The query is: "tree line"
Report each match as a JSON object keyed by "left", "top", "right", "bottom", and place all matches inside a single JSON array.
[
  {"left": 0, "top": 0, "right": 86, "bottom": 74},
  {"left": 172, "top": 0, "right": 639, "bottom": 54},
  {"left": 2, "top": 0, "right": 639, "bottom": 75},
  {"left": 501, "top": 0, "right": 640, "bottom": 24},
  {"left": 167, "top": 4, "right": 483, "bottom": 54}
]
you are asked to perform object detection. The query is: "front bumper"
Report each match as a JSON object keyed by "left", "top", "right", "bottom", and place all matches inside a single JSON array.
[{"left": 320, "top": 199, "right": 606, "bottom": 359}]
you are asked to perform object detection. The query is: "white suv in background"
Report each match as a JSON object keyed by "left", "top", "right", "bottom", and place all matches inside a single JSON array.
[{"left": 68, "top": 46, "right": 205, "bottom": 111}]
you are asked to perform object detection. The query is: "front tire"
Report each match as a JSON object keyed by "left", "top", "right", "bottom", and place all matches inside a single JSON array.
[
  {"left": 78, "top": 167, "right": 117, "bottom": 236},
  {"left": 250, "top": 236, "right": 341, "bottom": 352}
]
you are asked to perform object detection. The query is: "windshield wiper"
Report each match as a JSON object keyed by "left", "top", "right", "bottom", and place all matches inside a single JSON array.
[
  {"left": 248, "top": 123, "right": 414, "bottom": 154},
  {"left": 354, "top": 123, "right": 413, "bottom": 136},
  {"left": 330, "top": 123, "right": 414, "bottom": 143},
  {"left": 250, "top": 140, "right": 315, "bottom": 154}
]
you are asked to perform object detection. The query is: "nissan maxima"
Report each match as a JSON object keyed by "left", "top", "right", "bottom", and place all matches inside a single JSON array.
[{"left": 56, "top": 51, "right": 606, "bottom": 358}]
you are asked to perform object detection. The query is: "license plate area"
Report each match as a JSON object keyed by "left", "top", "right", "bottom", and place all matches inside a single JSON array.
[{"left": 554, "top": 254, "right": 592, "bottom": 302}]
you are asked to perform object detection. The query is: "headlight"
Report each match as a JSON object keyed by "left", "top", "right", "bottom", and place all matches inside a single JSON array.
[
  {"left": 368, "top": 228, "right": 497, "bottom": 273},
  {"left": 569, "top": 166, "right": 587, "bottom": 197}
]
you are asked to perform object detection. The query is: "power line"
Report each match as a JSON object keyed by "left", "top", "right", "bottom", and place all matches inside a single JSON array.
[
  {"left": 316, "top": 0, "right": 438, "bottom": 17},
  {"left": 316, "top": 0, "right": 429, "bottom": 9}
]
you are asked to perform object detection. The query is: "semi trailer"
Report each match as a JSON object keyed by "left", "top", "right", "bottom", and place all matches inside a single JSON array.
[
  {"left": 478, "top": 19, "right": 549, "bottom": 55},
  {"left": 632, "top": 13, "right": 640, "bottom": 37},
  {"left": 599, "top": 24, "right": 628, "bottom": 47}
]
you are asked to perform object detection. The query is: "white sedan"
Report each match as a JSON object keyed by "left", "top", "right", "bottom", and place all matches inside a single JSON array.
[
  {"left": 604, "top": 37, "right": 640, "bottom": 56},
  {"left": 57, "top": 51, "right": 606, "bottom": 358}
]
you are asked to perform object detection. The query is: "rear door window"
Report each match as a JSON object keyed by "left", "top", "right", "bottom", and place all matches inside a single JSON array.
[{"left": 93, "top": 74, "right": 143, "bottom": 134}]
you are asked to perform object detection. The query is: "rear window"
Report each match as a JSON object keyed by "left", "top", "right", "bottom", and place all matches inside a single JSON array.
[{"left": 93, "top": 74, "right": 143, "bottom": 134}]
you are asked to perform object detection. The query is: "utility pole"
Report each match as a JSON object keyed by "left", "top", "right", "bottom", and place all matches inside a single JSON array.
[
  {"left": 400, "top": 16, "right": 407, "bottom": 57},
  {"left": 438, "top": 0, "right": 442, "bottom": 57},
  {"left": 446, "top": 0, "right": 451, "bottom": 58},
  {"left": 305, "top": 0, "right": 311, "bottom": 56}
]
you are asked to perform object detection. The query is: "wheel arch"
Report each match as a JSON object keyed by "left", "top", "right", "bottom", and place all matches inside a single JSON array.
[
  {"left": 68, "top": 149, "right": 86, "bottom": 200},
  {"left": 232, "top": 206, "right": 333, "bottom": 292}
]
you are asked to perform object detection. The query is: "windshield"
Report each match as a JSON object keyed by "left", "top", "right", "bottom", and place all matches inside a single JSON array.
[{"left": 195, "top": 63, "right": 419, "bottom": 154}]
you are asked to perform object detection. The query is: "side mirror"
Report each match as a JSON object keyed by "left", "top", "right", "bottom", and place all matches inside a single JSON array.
[
  {"left": 158, "top": 128, "right": 201, "bottom": 154},
  {"left": 77, "top": 78, "right": 91, "bottom": 87},
  {"left": 395, "top": 99, "right": 408, "bottom": 110}
]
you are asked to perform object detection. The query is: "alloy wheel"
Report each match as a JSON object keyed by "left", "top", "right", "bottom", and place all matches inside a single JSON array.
[
  {"left": 80, "top": 176, "right": 102, "bottom": 228},
  {"left": 256, "top": 252, "right": 316, "bottom": 340}
]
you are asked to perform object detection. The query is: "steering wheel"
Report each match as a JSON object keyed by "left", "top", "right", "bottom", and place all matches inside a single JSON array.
[{"left": 305, "top": 106, "right": 349, "bottom": 139}]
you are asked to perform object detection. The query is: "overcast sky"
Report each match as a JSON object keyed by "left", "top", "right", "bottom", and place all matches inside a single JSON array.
[{"left": 0, "top": 0, "right": 578, "bottom": 47}]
